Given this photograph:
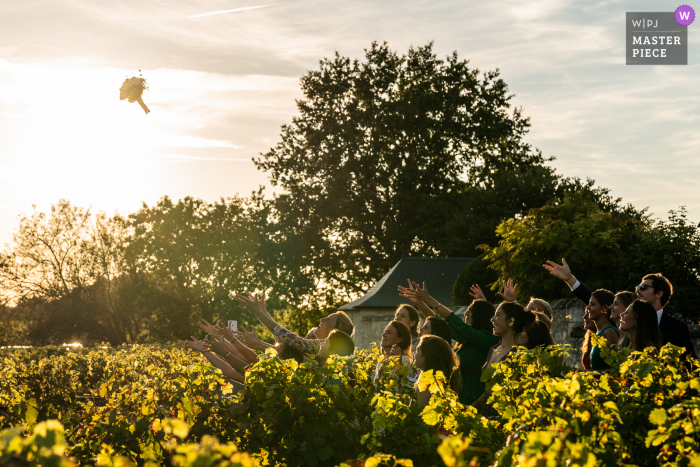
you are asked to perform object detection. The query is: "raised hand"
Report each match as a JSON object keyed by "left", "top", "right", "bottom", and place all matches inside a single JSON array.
[
  {"left": 185, "top": 336, "right": 209, "bottom": 353},
  {"left": 397, "top": 279, "right": 421, "bottom": 305},
  {"left": 399, "top": 280, "right": 433, "bottom": 305},
  {"left": 204, "top": 335, "right": 228, "bottom": 356},
  {"left": 305, "top": 327, "right": 319, "bottom": 339},
  {"left": 497, "top": 279, "right": 518, "bottom": 302},
  {"left": 469, "top": 284, "right": 487, "bottom": 301},
  {"left": 389, "top": 344, "right": 402, "bottom": 357},
  {"left": 543, "top": 258, "right": 573, "bottom": 281}
]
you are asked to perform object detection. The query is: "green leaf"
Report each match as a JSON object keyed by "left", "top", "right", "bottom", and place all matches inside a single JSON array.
[{"left": 649, "top": 408, "right": 667, "bottom": 425}]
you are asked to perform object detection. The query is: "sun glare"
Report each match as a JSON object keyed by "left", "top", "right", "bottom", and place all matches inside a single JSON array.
[{"left": 0, "top": 60, "right": 241, "bottom": 216}]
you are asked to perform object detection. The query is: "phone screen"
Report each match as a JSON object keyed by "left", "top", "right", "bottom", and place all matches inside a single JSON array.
[{"left": 228, "top": 320, "right": 237, "bottom": 333}]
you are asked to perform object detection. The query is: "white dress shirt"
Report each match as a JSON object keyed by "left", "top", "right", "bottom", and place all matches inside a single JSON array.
[{"left": 657, "top": 308, "right": 663, "bottom": 325}]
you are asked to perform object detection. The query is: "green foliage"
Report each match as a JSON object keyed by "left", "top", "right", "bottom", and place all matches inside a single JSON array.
[
  {"left": 254, "top": 41, "right": 573, "bottom": 310},
  {"left": 486, "top": 190, "right": 646, "bottom": 302},
  {"left": 625, "top": 207, "right": 700, "bottom": 321},
  {"left": 452, "top": 252, "right": 500, "bottom": 305},
  {"left": 487, "top": 192, "right": 700, "bottom": 321},
  {"left": 2, "top": 339, "right": 700, "bottom": 467}
]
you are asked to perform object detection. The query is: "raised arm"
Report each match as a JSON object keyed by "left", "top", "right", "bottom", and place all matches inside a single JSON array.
[
  {"left": 400, "top": 281, "right": 452, "bottom": 320},
  {"left": 398, "top": 279, "right": 436, "bottom": 318},
  {"left": 543, "top": 258, "right": 592, "bottom": 305},
  {"left": 238, "top": 325, "right": 273, "bottom": 351},
  {"left": 234, "top": 293, "right": 278, "bottom": 333},
  {"left": 200, "top": 319, "right": 259, "bottom": 364},
  {"left": 185, "top": 337, "right": 244, "bottom": 383},
  {"left": 543, "top": 258, "right": 577, "bottom": 288},
  {"left": 205, "top": 335, "right": 251, "bottom": 377}
]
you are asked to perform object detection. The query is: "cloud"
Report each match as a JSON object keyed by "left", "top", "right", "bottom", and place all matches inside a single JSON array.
[{"left": 187, "top": 4, "right": 277, "bottom": 18}]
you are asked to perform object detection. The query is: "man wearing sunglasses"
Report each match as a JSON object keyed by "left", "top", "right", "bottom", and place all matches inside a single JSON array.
[
  {"left": 545, "top": 259, "right": 697, "bottom": 363},
  {"left": 636, "top": 274, "right": 697, "bottom": 362}
]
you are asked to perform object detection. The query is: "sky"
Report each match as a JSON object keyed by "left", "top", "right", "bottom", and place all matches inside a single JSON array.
[{"left": 1, "top": 0, "right": 699, "bottom": 244}]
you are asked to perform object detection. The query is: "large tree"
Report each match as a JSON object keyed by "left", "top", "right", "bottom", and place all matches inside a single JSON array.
[{"left": 256, "top": 41, "right": 592, "bottom": 307}]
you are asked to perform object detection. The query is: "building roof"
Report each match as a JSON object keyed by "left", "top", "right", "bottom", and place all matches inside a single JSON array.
[{"left": 338, "top": 257, "right": 474, "bottom": 311}]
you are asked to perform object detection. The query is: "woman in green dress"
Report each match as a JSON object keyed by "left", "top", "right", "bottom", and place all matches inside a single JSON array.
[{"left": 398, "top": 281, "right": 498, "bottom": 405}]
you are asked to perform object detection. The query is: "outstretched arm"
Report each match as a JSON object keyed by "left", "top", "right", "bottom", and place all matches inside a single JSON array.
[
  {"left": 185, "top": 337, "right": 244, "bottom": 383},
  {"left": 235, "top": 293, "right": 278, "bottom": 333},
  {"left": 398, "top": 279, "right": 436, "bottom": 318},
  {"left": 543, "top": 258, "right": 577, "bottom": 288},
  {"left": 205, "top": 335, "right": 251, "bottom": 377},
  {"left": 400, "top": 281, "right": 451, "bottom": 319}
]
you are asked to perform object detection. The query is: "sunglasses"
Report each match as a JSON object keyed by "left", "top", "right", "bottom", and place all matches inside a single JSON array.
[{"left": 635, "top": 283, "right": 651, "bottom": 291}]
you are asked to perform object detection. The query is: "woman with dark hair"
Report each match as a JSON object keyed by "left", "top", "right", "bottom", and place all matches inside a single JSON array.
[
  {"left": 610, "top": 291, "right": 637, "bottom": 349},
  {"left": 394, "top": 304, "right": 421, "bottom": 355},
  {"left": 620, "top": 300, "right": 661, "bottom": 352},
  {"left": 413, "top": 336, "right": 462, "bottom": 406},
  {"left": 517, "top": 320, "right": 555, "bottom": 349},
  {"left": 472, "top": 300, "right": 536, "bottom": 413},
  {"left": 418, "top": 317, "right": 452, "bottom": 343},
  {"left": 399, "top": 281, "right": 498, "bottom": 405},
  {"left": 587, "top": 290, "right": 619, "bottom": 371},
  {"left": 373, "top": 320, "right": 413, "bottom": 385}
]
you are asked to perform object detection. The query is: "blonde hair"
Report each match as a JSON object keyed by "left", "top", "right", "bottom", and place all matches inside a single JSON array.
[
  {"left": 533, "top": 311, "right": 552, "bottom": 331},
  {"left": 529, "top": 298, "right": 553, "bottom": 321},
  {"left": 335, "top": 311, "right": 355, "bottom": 337}
]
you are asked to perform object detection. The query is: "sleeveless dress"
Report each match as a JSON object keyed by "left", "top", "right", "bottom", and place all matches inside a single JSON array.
[{"left": 589, "top": 325, "right": 619, "bottom": 371}]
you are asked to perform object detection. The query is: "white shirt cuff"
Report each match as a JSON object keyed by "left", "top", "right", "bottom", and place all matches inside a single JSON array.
[{"left": 570, "top": 280, "right": 581, "bottom": 291}]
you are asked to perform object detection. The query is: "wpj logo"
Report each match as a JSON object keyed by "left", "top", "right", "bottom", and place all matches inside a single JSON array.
[{"left": 626, "top": 11, "right": 689, "bottom": 65}]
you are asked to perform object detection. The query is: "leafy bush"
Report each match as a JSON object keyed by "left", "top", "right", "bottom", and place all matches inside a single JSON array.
[
  {"left": 1, "top": 342, "right": 699, "bottom": 466},
  {"left": 452, "top": 251, "right": 500, "bottom": 305}
]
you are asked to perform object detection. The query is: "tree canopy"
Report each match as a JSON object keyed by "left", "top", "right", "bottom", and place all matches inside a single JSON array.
[{"left": 255, "top": 41, "right": 582, "bottom": 307}]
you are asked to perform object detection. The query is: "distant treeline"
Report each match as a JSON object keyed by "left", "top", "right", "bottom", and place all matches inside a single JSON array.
[{"left": 1, "top": 42, "right": 698, "bottom": 345}]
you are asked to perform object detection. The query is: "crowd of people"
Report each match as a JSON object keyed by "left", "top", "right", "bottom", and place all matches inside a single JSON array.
[{"left": 185, "top": 259, "right": 698, "bottom": 412}]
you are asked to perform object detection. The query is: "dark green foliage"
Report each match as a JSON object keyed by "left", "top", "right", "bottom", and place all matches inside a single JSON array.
[
  {"left": 487, "top": 191, "right": 700, "bottom": 322},
  {"left": 625, "top": 208, "right": 700, "bottom": 321},
  {"left": 452, "top": 252, "right": 500, "bottom": 305},
  {"left": 254, "top": 41, "right": 569, "bottom": 310}
]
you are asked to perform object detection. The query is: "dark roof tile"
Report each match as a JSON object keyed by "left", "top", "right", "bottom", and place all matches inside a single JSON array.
[{"left": 339, "top": 257, "right": 474, "bottom": 310}]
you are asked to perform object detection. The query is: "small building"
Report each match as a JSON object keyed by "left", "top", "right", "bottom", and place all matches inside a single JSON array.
[{"left": 339, "top": 257, "right": 474, "bottom": 350}]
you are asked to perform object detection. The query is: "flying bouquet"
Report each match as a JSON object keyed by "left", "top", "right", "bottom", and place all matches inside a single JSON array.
[{"left": 119, "top": 72, "right": 150, "bottom": 114}]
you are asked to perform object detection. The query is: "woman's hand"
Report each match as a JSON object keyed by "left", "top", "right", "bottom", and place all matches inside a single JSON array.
[
  {"left": 469, "top": 284, "right": 487, "bottom": 301},
  {"left": 205, "top": 335, "right": 228, "bottom": 356},
  {"left": 237, "top": 325, "right": 258, "bottom": 346},
  {"left": 199, "top": 319, "right": 234, "bottom": 340},
  {"left": 388, "top": 344, "right": 402, "bottom": 357},
  {"left": 397, "top": 279, "right": 422, "bottom": 305},
  {"left": 497, "top": 279, "right": 518, "bottom": 302},
  {"left": 185, "top": 337, "right": 209, "bottom": 354},
  {"left": 399, "top": 281, "right": 436, "bottom": 307}
]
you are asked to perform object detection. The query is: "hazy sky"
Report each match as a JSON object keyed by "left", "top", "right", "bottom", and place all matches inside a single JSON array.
[{"left": 1, "top": 0, "right": 698, "bottom": 244}]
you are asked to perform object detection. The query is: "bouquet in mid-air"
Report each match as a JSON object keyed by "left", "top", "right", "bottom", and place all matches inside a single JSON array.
[{"left": 119, "top": 71, "right": 150, "bottom": 114}]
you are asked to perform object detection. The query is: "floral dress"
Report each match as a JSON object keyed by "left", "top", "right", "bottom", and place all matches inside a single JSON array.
[{"left": 272, "top": 324, "right": 322, "bottom": 355}]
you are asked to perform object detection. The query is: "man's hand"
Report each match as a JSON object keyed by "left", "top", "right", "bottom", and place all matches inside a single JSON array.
[{"left": 543, "top": 258, "right": 572, "bottom": 281}]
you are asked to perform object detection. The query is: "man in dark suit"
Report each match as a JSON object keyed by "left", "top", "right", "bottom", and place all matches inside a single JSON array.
[
  {"left": 544, "top": 260, "right": 698, "bottom": 363},
  {"left": 635, "top": 273, "right": 697, "bottom": 361}
]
